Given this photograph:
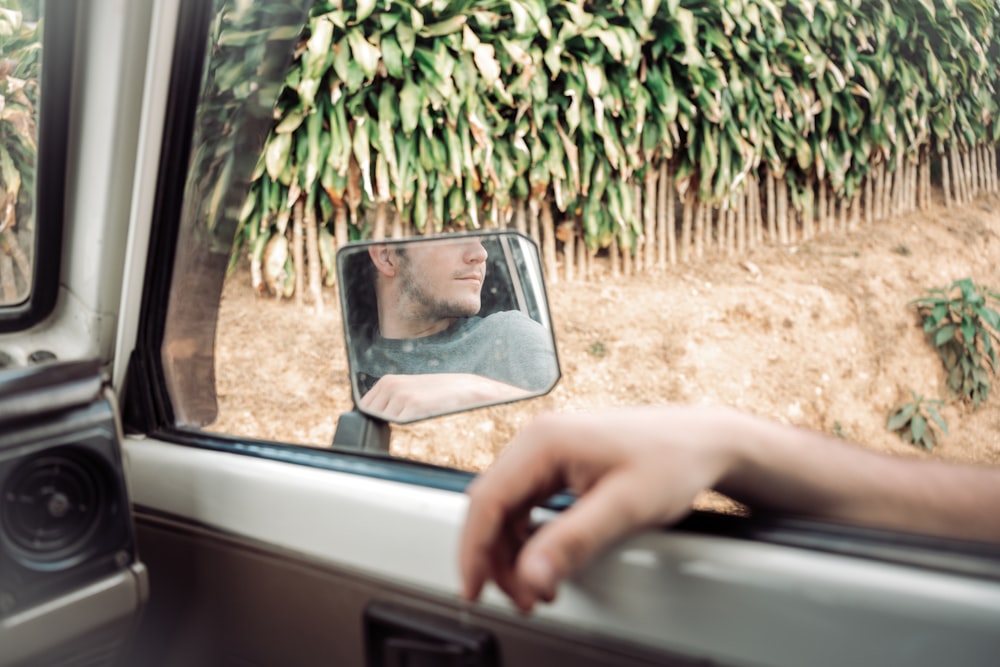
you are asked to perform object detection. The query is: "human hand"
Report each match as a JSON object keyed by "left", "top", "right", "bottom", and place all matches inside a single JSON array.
[
  {"left": 359, "top": 372, "right": 532, "bottom": 422},
  {"left": 458, "top": 406, "right": 753, "bottom": 612}
]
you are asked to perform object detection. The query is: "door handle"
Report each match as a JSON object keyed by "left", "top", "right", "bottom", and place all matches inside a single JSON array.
[{"left": 365, "top": 601, "right": 497, "bottom": 667}]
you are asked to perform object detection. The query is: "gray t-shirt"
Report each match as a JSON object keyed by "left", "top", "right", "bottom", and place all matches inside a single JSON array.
[{"left": 356, "top": 311, "right": 558, "bottom": 394}]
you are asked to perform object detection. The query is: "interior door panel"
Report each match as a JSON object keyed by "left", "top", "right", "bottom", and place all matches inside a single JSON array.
[
  {"left": 11, "top": 0, "right": 995, "bottom": 665},
  {"left": 122, "top": 437, "right": 1000, "bottom": 667},
  {"left": 0, "top": 361, "right": 147, "bottom": 667}
]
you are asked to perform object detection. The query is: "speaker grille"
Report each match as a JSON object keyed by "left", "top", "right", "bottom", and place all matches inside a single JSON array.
[{"left": 2, "top": 446, "right": 110, "bottom": 569}]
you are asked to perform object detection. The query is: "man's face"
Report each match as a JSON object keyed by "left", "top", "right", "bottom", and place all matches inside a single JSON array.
[{"left": 395, "top": 238, "right": 488, "bottom": 321}]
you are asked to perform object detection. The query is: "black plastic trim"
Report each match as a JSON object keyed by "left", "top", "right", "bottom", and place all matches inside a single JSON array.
[
  {"left": 121, "top": 0, "right": 213, "bottom": 433},
  {"left": 0, "top": 0, "right": 78, "bottom": 332}
]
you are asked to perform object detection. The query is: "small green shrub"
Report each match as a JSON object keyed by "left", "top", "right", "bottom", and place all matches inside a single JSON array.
[
  {"left": 912, "top": 278, "right": 1000, "bottom": 408},
  {"left": 887, "top": 392, "right": 948, "bottom": 451},
  {"left": 587, "top": 341, "right": 608, "bottom": 358}
]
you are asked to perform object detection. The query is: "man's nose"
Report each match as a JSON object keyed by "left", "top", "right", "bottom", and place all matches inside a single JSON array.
[{"left": 464, "top": 240, "right": 488, "bottom": 263}]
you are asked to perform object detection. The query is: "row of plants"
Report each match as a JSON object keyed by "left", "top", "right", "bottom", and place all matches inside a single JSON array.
[
  {"left": 888, "top": 278, "right": 1000, "bottom": 450},
  {"left": 225, "top": 0, "right": 1000, "bottom": 298}
]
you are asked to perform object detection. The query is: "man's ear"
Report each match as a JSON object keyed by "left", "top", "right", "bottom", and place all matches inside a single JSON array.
[{"left": 368, "top": 244, "right": 399, "bottom": 277}]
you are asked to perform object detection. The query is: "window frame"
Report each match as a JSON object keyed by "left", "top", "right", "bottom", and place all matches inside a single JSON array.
[
  {"left": 0, "top": 0, "right": 78, "bottom": 332},
  {"left": 121, "top": 0, "right": 1000, "bottom": 586}
]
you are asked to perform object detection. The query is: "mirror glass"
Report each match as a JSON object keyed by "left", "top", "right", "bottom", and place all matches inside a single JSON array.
[{"left": 338, "top": 231, "right": 560, "bottom": 423}]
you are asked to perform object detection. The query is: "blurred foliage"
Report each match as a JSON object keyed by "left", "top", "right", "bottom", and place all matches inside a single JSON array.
[
  {"left": 226, "top": 0, "right": 1000, "bottom": 295},
  {"left": 886, "top": 391, "right": 948, "bottom": 451},
  {"left": 913, "top": 277, "right": 1000, "bottom": 408}
]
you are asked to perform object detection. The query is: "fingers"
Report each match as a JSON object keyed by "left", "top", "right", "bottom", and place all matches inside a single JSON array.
[
  {"left": 513, "top": 471, "right": 656, "bottom": 605},
  {"left": 460, "top": 423, "right": 568, "bottom": 607},
  {"left": 458, "top": 408, "right": 722, "bottom": 613},
  {"left": 357, "top": 375, "right": 422, "bottom": 421}
]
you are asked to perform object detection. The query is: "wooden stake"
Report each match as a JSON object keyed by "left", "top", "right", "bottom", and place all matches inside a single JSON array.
[
  {"left": 658, "top": 162, "right": 672, "bottom": 267},
  {"left": 736, "top": 191, "right": 746, "bottom": 254},
  {"left": 766, "top": 170, "right": 777, "bottom": 242},
  {"left": 644, "top": 171, "right": 657, "bottom": 272},
  {"left": 666, "top": 164, "right": 677, "bottom": 265},
  {"left": 292, "top": 198, "right": 305, "bottom": 305},
  {"left": 925, "top": 151, "right": 933, "bottom": 209},
  {"left": 304, "top": 199, "right": 323, "bottom": 313},
  {"left": 971, "top": 144, "right": 980, "bottom": 199},
  {"left": 751, "top": 175, "right": 762, "bottom": 248},
  {"left": 633, "top": 183, "right": 644, "bottom": 274},
  {"left": 952, "top": 145, "right": 966, "bottom": 205},
  {"left": 694, "top": 201, "right": 704, "bottom": 259},
  {"left": 540, "top": 201, "right": 558, "bottom": 285},
  {"left": 818, "top": 182, "right": 828, "bottom": 233},
  {"left": 528, "top": 198, "right": 540, "bottom": 246},
  {"left": 724, "top": 207, "right": 733, "bottom": 256},
  {"left": 989, "top": 146, "right": 1000, "bottom": 192},
  {"left": 334, "top": 204, "right": 349, "bottom": 251},
  {"left": 622, "top": 232, "right": 633, "bottom": 277},
  {"left": 776, "top": 176, "right": 789, "bottom": 245},
  {"left": 864, "top": 170, "right": 873, "bottom": 226},
  {"left": 563, "top": 221, "right": 575, "bottom": 283},
  {"left": 990, "top": 145, "right": 1000, "bottom": 192},
  {"left": 514, "top": 198, "right": 527, "bottom": 235},
  {"left": 873, "top": 163, "right": 884, "bottom": 221},
  {"left": 680, "top": 196, "right": 693, "bottom": 263},
  {"left": 802, "top": 179, "right": 814, "bottom": 240},
  {"left": 610, "top": 233, "right": 620, "bottom": 277},
  {"left": 883, "top": 166, "right": 894, "bottom": 219},
  {"left": 942, "top": 154, "right": 952, "bottom": 208}
]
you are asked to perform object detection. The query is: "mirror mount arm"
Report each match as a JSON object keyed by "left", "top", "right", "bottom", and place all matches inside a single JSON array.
[{"left": 332, "top": 410, "right": 391, "bottom": 454}]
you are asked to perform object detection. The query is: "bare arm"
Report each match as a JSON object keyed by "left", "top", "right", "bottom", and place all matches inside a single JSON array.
[
  {"left": 359, "top": 372, "right": 532, "bottom": 422},
  {"left": 459, "top": 406, "right": 1000, "bottom": 612}
]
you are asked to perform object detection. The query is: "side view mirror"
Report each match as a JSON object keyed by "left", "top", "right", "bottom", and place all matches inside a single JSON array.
[{"left": 335, "top": 231, "right": 560, "bottom": 427}]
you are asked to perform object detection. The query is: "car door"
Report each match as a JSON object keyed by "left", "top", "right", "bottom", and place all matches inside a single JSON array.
[{"left": 9, "top": 0, "right": 1000, "bottom": 666}]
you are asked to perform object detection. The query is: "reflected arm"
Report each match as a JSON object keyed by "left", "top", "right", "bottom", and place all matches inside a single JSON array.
[{"left": 359, "top": 373, "right": 533, "bottom": 423}]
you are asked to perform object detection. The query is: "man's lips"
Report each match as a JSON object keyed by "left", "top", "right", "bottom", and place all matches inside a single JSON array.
[{"left": 456, "top": 273, "right": 484, "bottom": 282}]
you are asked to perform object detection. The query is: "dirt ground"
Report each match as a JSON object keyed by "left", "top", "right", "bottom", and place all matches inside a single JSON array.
[{"left": 209, "top": 193, "right": 1000, "bottom": 511}]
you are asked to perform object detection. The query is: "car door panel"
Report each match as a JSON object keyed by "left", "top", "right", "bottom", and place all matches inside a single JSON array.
[
  {"left": 122, "top": 437, "right": 1000, "bottom": 667},
  {"left": 0, "top": 362, "right": 147, "bottom": 667},
  {"left": 10, "top": 0, "right": 995, "bottom": 665}
]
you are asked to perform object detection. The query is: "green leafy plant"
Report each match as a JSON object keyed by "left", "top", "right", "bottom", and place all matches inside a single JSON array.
[
  {"left": 232, "top": 0, "right": 1000, "bottom": 296},
  {"left": 913, "top": 278, "right": 1000, "bottom": 408},
  {"left": 886, "top": 391, "right": 948, "bottom": 451}
]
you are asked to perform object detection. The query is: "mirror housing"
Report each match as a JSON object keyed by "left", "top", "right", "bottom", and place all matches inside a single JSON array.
[{"left": 336, "top": 231, "right": 560, "bottom": 424}]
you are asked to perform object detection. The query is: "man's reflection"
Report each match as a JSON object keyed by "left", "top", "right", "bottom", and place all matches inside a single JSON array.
[{"left": 355, "top": 237, "right": 557, "bottom": 422}]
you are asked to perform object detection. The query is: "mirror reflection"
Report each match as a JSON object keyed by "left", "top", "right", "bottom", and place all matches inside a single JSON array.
[{"left": 338, "top": 231, "right": 560, "bottom": 423}]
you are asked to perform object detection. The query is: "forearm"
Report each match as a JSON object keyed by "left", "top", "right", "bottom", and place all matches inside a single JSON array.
[
  {"left": 463, "top": 374, "right": 533, "bottom": 403},
  {"left": 717, "top": 416, "right": 1000, "bottom": 542}
]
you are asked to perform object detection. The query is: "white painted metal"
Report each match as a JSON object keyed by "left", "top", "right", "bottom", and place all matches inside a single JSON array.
[
  {"left": 0, "top": 0, "right": 156, "bottom": 369},
  {"left": 112, "top": 0, "right": 182, "bottom": 392}
]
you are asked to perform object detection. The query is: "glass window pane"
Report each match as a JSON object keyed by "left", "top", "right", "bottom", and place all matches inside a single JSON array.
[
  {"left": 160, "top": 0, "right": 1000, "bottom": 532},
  {"left": 0, "top": 0, "right": 41, "bottom": 306}
]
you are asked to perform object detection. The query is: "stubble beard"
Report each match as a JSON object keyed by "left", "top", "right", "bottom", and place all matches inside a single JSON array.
[{"left": 398, "top": 261, "right": 481, "bottom": 321}]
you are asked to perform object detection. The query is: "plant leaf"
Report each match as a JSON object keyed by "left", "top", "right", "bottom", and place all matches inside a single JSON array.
[
  {"left": 934, "top": 325, "right": 955, "bottom": 346},
  {"left": 886, "top": 403, "right": 917, "bottom": 431}
]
